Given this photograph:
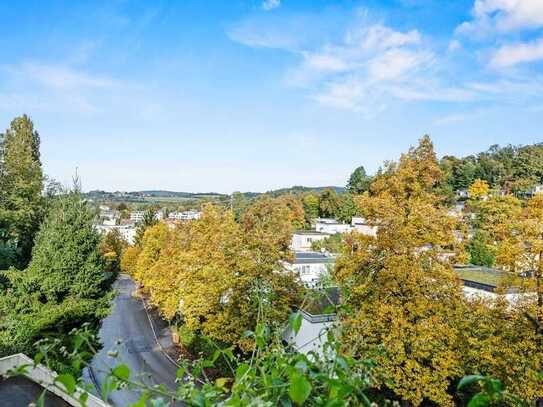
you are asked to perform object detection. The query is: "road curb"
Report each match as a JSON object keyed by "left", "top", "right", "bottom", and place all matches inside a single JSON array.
[{"left": 139, "top": 295, "right": 181, "bottom": 369}]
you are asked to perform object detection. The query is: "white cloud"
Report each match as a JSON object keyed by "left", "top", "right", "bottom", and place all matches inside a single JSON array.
[
  {"left": 283, "top": 22, "right": 459, "bottom": 112},
  {"left": 345, "top": 24, "right": 421, "bottom": 51},
  {"left": 301, "top": 51, "right": 349, "bottom": 73},
  {"left": 458, "top": 0, "right": 543, "bottom": 35},
  {"left": 229, "top": 7, "right": 543, "bottom": 113},
  {"left": 19, "top": 63, "right": 117, "bottom": 90},
  {"left": 433, "top": 112, "right": 479, "bottom": 126},
  {"left": 490, "top": 36, "right": 543, "bottom": 67},
  {"left": 367, "top": 49, "right": 432, "bottom": 81},
  {"left": 262, "top": 0, "right": 280, "bottom": 11},
  {"left": 448, "top": 39, "right": 462, "bottom": 52}
]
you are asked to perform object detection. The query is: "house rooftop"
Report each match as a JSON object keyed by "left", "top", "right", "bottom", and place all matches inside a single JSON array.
[
  {"left": 453, "top": 264, "right": 507, "bottom": 288},
  {"left": 294, "top": 251, "right": 336, "bottom": 264},
  {"left": 293, "top": 230, "right": 330, "bottom": 236},
  {"left": 300, "top": 287, "right": 340, "bottom": 322}
]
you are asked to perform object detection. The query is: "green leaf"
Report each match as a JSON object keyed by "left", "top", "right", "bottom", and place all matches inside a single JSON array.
[
  {"left": 235, "top": 363, "right": 250, "bottom": 381},
  {"left": 335, "top": 356, "right": 348, "bottom": 372},
  {"left": 79, "top": 391, "right": 88, "bottom": 405},
  {"left": 486, "top": 378, "right": 503, "bottom": 394},
  {"left": 457, "top": 374, "right": 485, "bottom": 390},
  {"left": 36, "top": 390, "right": 46, "bottom": 407},
  {"left": 289, "top": 312, "right": 303, "bottom": 335},
  {"left": 468, "top": 393, "right": 491, "bottom": 407},
  {"left": 130, "top": 392, "right": 150, "bottom": 407},
  {"left": 55, "top": 373, "right": 76, "bottom": 395},
  {"left": 289, "top": 373, "right": 312, "bottom": 405},
  {"left": 112, "top": 364, "right": 130, "bottom": 381},
  {"left": 34, "top": 352, "right": 44, "bottom": 366},
  {"left": 280, "top": 396, "right": 293, "bottom": 407},
  {"left": 176, "top": 366, "right": 186, "bottom": 379}
]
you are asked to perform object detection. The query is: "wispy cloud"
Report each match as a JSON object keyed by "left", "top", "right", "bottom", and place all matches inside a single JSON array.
[
  {"left": 262, "top": 0, "right": 280, "bottom": 11},
  {"left": 17, "top": 63, "right": 117, "bottom": 90},
  {"left": 227, "top": 4, "right": 543, "bottom": 114},
  {"left": 490, "top": 37, "right": 543, "bottom": 67},
  {"left": 433, "top": 110, "right": 486, "bottom": 126},
  {"left": 231, "top": 13, "right": 473, "bottom": 113}
]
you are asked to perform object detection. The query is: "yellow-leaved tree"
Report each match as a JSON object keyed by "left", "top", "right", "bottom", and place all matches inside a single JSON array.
[
  {"left": 335, "top": 136, "right": 467, "bottom": 406},
  {"left": 461, "top": 193, "right": 543, "bottom": 400},
  {"left": 468, "top": 178, "right": 490, "bottom": 199},
  {"left": 129, "top": 204, "right": 302, "bottom": 349}
]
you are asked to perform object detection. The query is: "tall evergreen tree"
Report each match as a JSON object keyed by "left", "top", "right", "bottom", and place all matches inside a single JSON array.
[
  {"left": 24, "top": 188, "right": 104, "bottom": 303},
  {"left": 346, "top": 165, "right": 372, "bottom": 194},
  {"left": 0, "top": 115, "right": 43, "bottom": 267}
]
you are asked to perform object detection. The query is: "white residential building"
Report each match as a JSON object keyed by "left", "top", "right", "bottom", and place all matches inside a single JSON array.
[
  {"left": 285, "top": 251, "right": 335, "bottom": 287},
  {"left": 291, "top": 230, "right": 330, "bottom": 252},
  {"left": 102, "top": 217, "right": 117, "bottom": 226},
  {"left": 528, "top": 184, "right": 543, "bottom": 197},
  {"left": 315, "top": 218, "right": 352, "bottom": 235},
  {"left": 168, "top": 210, "right": 202, "bottom": 221},
  {"left": 454, "top": 265, "right": 524, "bottom": 304},
  {"left": 283, "top": 287, "right": 339, "bottom": 357},
  {"left": 130, "top": 210, "right": 145, "bottom": 222},
  {"left": 95, "top": 224, "right": 136, "bottom": 245},
  {"left": 130, "top": 210, "right": 163, "bottom": 223},
  {"left": 351, "top": 217, "right": 377, "bottom": 237}
]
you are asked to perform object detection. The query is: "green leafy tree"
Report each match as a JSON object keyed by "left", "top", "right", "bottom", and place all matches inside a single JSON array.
[
  {"left": 319, "top": 188, "right": 340, "bottom": 218},
  {"left": 347, "top": 165, "right": 372, "bottom": 194},
  {"left": 302, "top": 193, "right": 319, "bottom": 223},
  {"left": 467, "top": 230, "right": 496, "bottom": 267},
  {"left": 336, "top": 193, "right": 358, "bottom": 223},
  {"left": 0, "top": 115, "right": 43, "bottom": 268},
  {"left": 100, "top": 229, "right": 127, "bottom": 273},
  {"left": 231, "top": 191, "right": 249, "bottom": 221},
  {"left": 134, "top": 207, "right": 158, "bottom": 246}
]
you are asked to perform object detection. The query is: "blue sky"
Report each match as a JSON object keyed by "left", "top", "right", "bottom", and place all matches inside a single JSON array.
[{"left": 1, "top": 0, "right": 543, "bottom": 193}]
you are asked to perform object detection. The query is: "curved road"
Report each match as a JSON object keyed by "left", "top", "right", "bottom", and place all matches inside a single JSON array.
[{"left": 88, "top": 275, "right": 180, "bottom": 406}]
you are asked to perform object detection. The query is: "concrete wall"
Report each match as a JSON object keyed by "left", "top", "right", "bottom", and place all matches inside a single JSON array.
[{"left": 284, "top": 315, "right": 336, "bottom": 356}]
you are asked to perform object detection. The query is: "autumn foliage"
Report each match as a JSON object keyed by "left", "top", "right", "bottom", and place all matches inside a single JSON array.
[
  {"left": 124, "top": 203, "right": 303, "bottom": 349},
  {"left": 335, "top": 136, "right": 543, "bottom": 405}
]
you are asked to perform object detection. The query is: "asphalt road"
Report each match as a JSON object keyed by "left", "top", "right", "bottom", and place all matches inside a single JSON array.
[{"left": 88, "top": 275, "right": 180, "bottom": 406}]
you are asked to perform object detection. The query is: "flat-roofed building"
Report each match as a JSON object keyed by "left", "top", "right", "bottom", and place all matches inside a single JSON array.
[
  {"left": 351, "top": 217, "right": 377, "bottom": 237},
  {"left": 315, "top": 218, "right": 352, "bottom": 235},
  {"left": 291, "top": 230, "right": 330, "bottom": 252},
  {"left": 454, "top": 265, "right": 524, "bottom": 303},
  {"left": 285, "top": 251, "right": 335, "bottom": 287},
  {"left": 283, "top": 287, "right": 339, "bottom": 357}
]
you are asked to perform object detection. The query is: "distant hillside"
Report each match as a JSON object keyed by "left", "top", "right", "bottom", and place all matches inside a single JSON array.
[
  {"left": 137, "top": 190, "right": 226, "bottom": 198},
  {"left": 84, "top": 190, "right": 228, "bottom": 203},
  {"left": 84, "top": 186, "right": 346, "bottom": 205},
  {"left": 263, "top": 185, "right": 346, "bottom": 197}
]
